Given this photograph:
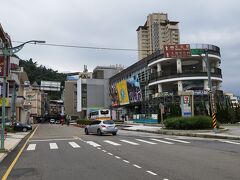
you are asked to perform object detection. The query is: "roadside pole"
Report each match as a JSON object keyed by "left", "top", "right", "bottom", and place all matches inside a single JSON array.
[
  {"left": 159, "top": 103, "right": 164, "bottom": 131},
  {"left": 0, "top": 54, "right": 7, "bottom": 150}
]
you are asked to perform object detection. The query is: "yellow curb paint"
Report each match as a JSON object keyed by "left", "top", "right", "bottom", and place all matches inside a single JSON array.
[{"left": 2, "top": 125, "right": 39, "bottom": 180}]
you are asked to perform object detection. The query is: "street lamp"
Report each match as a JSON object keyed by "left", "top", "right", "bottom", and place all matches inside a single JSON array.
[{"left": 0, "top": 40, "right": 45, "bottom": 150}]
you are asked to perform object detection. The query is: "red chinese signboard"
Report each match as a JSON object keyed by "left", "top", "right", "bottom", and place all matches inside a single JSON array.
[
  {"left": 163, "top": 44, "right": 191, "bottom": 58},
  {"left": 0, "top": 55, "right": 10, "bottom": 77}
]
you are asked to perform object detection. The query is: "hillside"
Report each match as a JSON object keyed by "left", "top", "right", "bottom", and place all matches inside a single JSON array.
[{"left": 19, "top": 58, "right": 67, "bottom": 100}]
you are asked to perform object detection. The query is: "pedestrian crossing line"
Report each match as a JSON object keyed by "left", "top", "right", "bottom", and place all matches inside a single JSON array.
[
  {"left": 27, "top": 144, "right": 36, "bottom": 151},
  {"left": 146, "top": 170, "right": 158, "bottom": 176},
  {"left": 135, "top": 139, "right": 157, "bottom": 145},
  {"left": 49, "top": 143, "right": 58, "bottom": 149},
  {"left": 120, "top": 140, "right": 139, "bottom": 145},
  {"left": 164, "top": 138, "right": 191, "bottom": 144},
  {"left": 150, "top": 138, "right": 174, "bottom": 145},
  {"left": 104, "top": 140, "right": 121, "bottom": 146},
  {"left": 68, "top": 142, "right": 80, "bottom": 148},
  {"left": 86, "top": 141, "right": 101, "bottom": 147},
  {"left": 115, "top": 156, "right": 121, "bottom": 159},
  {"left": 219, "top": 140, "right": 240, "bottom": 145},
  {"left": 133, "top": 164, "right": 142, "bottom": 169}
]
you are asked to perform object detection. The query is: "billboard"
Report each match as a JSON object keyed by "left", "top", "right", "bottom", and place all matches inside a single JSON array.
[
  {"left": 127, "top": 76, "right": 142, "bottom": 103},
  {"left": 116, "top": 80, "right": 129, "bottom": 105},
  {"left": 40, "top": 81, "right": 61, "bottom": 91},
  {"left": 110, "top": 84, "right": 119, "bottom": 107}
]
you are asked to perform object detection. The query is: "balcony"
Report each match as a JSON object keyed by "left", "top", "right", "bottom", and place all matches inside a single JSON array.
[{"left": 149, "top": 68, "right": 222, "bottom": 83}]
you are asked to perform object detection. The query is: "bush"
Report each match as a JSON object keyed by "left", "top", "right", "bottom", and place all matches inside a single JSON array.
[
  {"left": 76, "top": 120, "right": 92, "bottom": 125},
  {"left": 164, "top": 116, "right": 212, "bottom": 130}
]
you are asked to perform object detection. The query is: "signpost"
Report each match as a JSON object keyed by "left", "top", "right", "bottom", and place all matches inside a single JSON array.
[{"left": 163, "top": 44, "right": 191, "bottom": 58}]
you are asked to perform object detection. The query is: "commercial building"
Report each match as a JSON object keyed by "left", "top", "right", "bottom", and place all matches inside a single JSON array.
[
  {"left": 64, "top": 65, "right": 123, "bottom": 119},
  {"left": 137, "top": 13, "right": 179, "bottom": 60},
  {"left": 109, "top": 44, "right": 223, "bottom": 123}
]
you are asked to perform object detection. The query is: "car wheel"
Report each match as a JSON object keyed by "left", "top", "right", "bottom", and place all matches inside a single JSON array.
[
  {"left": 97, "top": 129, "right": 102, "bottom": 136},
  {"left": 22, "top": 128, "right": 27, "bottom": 132},
  {"left": 85, "top": 128, "right": 89, "bottom": 135},
  {"left": 112, "top": 132, "right": 117, "bottom": 136}
]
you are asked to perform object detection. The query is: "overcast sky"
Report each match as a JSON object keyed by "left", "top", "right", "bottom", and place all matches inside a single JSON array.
[{"left": 1, "top": 0, "right": 239, "bottom": 95}]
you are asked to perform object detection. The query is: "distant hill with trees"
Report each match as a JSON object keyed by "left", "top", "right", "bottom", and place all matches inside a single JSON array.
[{"left": 19, "top": 58, "right": 67, "bottom": 100}]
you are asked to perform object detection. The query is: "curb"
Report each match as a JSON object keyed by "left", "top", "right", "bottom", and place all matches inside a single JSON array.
[
  {"left": 122, "top": 128, "right": 240, "bottom": 140},
  {"left": 0, "top": 127, "right": 35, "bottom": 163}
]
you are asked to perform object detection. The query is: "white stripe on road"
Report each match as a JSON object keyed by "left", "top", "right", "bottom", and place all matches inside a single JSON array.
[
  {"left": 102, "top": 150, "right": 107, "bottom": 152},
  {"left": 107, "top": 153, "right": 113, "bottom": 156},
  {"left": 49, "top": 143, "right": 58, "bottom": 149},
  {"left": 68, "top": 142, "right": 80, "bottom": 148},
  {"left": 26, "top": 144, "right": 36, "bottom": 151},
  {"left": 164, "top": 138, "right": 191, "bottom": 144},
  {"left": 135, "top": 139, "right": 157, "bottom": 145},
  {"left": 86, "top": 141, "right": 101, "bottom": 147},
  {"left": 104, "top": 140, "right": 121, "bottom": 146},
  {"left": 146, "top": 171, "right": 158, "bottom": 176},
  {"left": 29, "top": 138, "right": 77, "bottom": 142},
  {"left": 123, "top": 160, "right": 130, "bottom": 163},
  {"left": 133, "top": 164, "right": 142, "bottom": 169},
  {"left": 115, "top": 156, "right": 121, "bottom": 159},
  {"left": 150, "top": 138, "right": 174, "bottom": 145},
  {"left": 219, "top": 140, "right": 240, "bottom": 145},
  {"left": 120, "top": 140, "right": 139, "bottom": 145}
]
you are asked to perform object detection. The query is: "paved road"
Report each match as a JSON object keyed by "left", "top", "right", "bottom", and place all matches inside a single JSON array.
[{"left": 1, "top": 124, "right": 240, "bottom": 180}]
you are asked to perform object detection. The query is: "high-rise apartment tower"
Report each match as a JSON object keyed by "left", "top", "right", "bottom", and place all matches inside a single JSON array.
[{"left": 137, "top": 13, "right": 180, "bottom": 60}]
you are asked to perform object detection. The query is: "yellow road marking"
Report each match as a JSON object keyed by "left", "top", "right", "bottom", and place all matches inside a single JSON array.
[{"left": 2, "top": 125, "right": 39, "bottom": 180}]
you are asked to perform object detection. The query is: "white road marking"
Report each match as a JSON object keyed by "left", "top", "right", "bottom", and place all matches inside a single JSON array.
[
  {"left": 123, "top": 160, "right": 130, "bottom": 163},
  {"left": 135, "top": 139, "right": 157, "bottom": 145},
  {"left": 107, "top": 153, "right": 113, "bottom": 156},
  {"left": 97, "top": 147, "right": 101, "bottom": 150},
  {"left": 102, "top": 150, "right": 107, "bottom": 152},
  {"left": 120, "top": 140, "right": 139, "bottom": 145},
  {"left": 164, "top": 138, "right": 191, "bottom": 144},
  {"left": 146, "top": 171, "right": 158, "bottom": 176},
  {"left": 219, "top": 140, "right": 240, "bottom": 145},
  {"left": 68, "top": 142, "right": 80, "bottom": 148},
  {"left": 115, "top": 156, "right": 121, "bottom": 159},
  {"left": 104, "top": 140, "right": 121, "bottom": 146},
  {"left": 49, "top": 143, "right": 58, "bottom": 149},
  {"left": 151, "top": 138, "right": 174, "bottom": 145},
  {"left": 133, "top": 164, "right": 142, "bottom": 169},
  {"left": 86, "top": 141, "right": 101, "bottom": 147},
  {"left": 26, "top": 144, "right": 36, "bottom": 151},
  {"left": 163, "top": 179, "right": 169, "bottom": 180},
  {"left": 29, "top": 138, "right": 77, "bottom": 142}
]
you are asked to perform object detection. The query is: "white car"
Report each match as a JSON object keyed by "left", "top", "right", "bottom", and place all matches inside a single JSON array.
[
  {"left": 85, "top": 120, "right": 118, "bottom": 136},
  {"left": 50, "top": 119, "right": 55, "bottom": 124}
]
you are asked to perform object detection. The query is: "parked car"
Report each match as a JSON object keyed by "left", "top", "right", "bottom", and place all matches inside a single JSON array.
[
  {"left": 50, "top": 119, "right": 55, "bottom": 124},
  {"left": 85, "top": 120, "right": 118, "bottom": 136},
  {"left": 55, "top": 120, "right": 61, "bottom": 124},
  {"left": 12, "top": 122, "right": 32, "bottom": 132}
]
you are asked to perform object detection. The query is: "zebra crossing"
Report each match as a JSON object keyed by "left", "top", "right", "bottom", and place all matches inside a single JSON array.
[{"left": 25, "top": 138, "right": 240, "bottom": 151}]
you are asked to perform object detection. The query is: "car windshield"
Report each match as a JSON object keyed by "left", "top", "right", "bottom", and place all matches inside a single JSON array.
[{"left": 103, "top": 120, "right": 114, "bottom": 125}]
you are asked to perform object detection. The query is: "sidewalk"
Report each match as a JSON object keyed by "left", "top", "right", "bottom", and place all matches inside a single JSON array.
[
  {"left": 121, "top": 123, "right": 240, "bottom": 140},
  {"left": 0, "top": 132, "right": 30, "bottom": 163}
]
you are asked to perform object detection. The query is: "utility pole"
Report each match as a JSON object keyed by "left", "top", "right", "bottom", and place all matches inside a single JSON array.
[{"left": 204, "top": 49, "right": 217, "bottom": 132}]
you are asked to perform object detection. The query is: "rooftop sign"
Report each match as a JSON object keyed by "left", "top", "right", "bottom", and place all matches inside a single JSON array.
[{"left": 163, "top": 44, "right": 191, "bottom": 58}]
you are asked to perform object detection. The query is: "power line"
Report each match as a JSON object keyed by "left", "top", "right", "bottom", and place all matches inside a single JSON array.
[{"left": 12, "top": 41, "right": 149, "bottom": 52}]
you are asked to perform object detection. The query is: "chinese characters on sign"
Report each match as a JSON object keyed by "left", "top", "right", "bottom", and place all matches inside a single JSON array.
[
  {"left": 163, "top": 44, "right": 191, "bottom": 58},
  {"left": 0, "top": 56, "right": 10, "bottom": 77}
]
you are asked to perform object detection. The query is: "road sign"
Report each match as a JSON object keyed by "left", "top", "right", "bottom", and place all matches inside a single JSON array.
[
  {"left": 163, "top": 44, "right": 191, "bottom": 58},
  {"left": 191, "top": 49, "right": 205, "bottom": 55}
]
